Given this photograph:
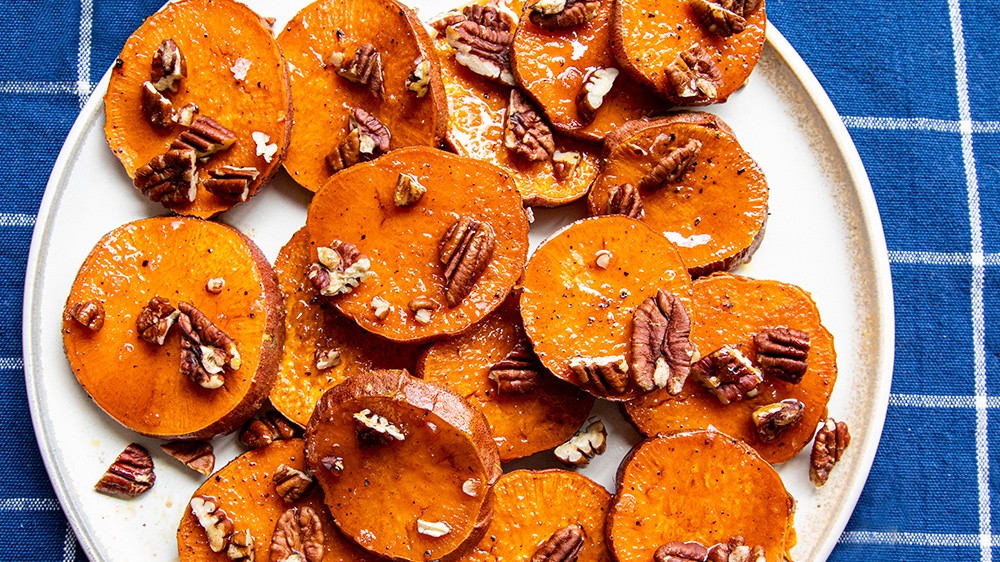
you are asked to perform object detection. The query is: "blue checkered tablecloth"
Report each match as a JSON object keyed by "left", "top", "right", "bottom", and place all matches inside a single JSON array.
[{"left": 3, "top": 0, "right": 997, "bottom": 560}]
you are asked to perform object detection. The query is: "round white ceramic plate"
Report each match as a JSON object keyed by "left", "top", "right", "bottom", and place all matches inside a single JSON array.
[{"left": 24, "top": 2, "right": 893, "bottom": 560}]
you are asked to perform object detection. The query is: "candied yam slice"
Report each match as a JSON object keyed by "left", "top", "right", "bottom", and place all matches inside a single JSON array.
[
  {"left": 520, "top": 216, "right": 692, "bottom": 400},
  {"left": 104, "top": 0, "right": 291, "bottom": 217},
  {"left": 62, "top": 217, "right": 283, "bottom": 440},
  {"left": 306, "top": 146, "right": 529, "bottom": 343},
  {"left": 624, "top": 273, "right": 837, "bottom": 464},
  {"left": 271, "top": 228, "right": 424, "bottom": 427},
  {"left": 511, "top": 0, "right": 664, "bottom": 141},
  {"left": 278, "top": 0, "right": 446, "bottom": 192},
  {"left": 177, "top": 439, "right": 378, "bottom": 562},
  {"left": 305, "top": 370, "right": 502, "bottom": 561},
  {"left": 607, "top": 431, "right": 794, "bottom": 562},
  {"left": 419, "top": 294, "right": 594, "bottom": 461},
  {"left": 460, "top": 469, "right": 612, "bottom": 561},
  {"left": 589, "top": 114, "right": 767, "bottom": 276},
  {"left": 610, "top": 0, "right": 766, "bottom": 104}
]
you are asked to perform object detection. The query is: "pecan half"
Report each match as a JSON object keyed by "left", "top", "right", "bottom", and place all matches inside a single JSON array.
[
  {"left": 151, "top": 38, "right": 186, "bottom": 93},
  {"left": 141, "top": 81, "right": 174, "bottom": 128},
  {"left": 65, "top": 299, "right": 105, "bottom": 332},
  {"left": 94, "top": 443, "right": 155, "bottom": 499},
  {"left": 136, "top": 296, "right": 179, "bottom": 345},
  {"left": 604, "top": 183, "right": 644, "bottom": 219},
  {"left": 810, "top": 418, "right": 850, "bottom": 487},
  {"left": 631, "top": 290, "right": 694, "bottom": 394},
  {"left": 707, "top": 535, "right": 765, "bottom": 562},
  {"left": 405, "top": 56, "right": 432, "bottom": 97},
  {"left": 307, "top": 240, "right": 373, "bottom": 297},
  {"left": 655, "top": 541, "right": 709, "bottom": 562},
  {"left": 177, "top": 301, "right": 241, "bottom": 390},
  {"left": 329, "top": 43, "right": 385, "bottom": 98},
  {"left": 529, "top": 0, "right": 601, "bottom": 29},
  {"left": 160, "top": 440, "right": 215, "bottom": 476},
  {"left": 554, "top": 420, "right": 607, "bottom": 467},
  {"left": 190, "top": 495, "right": 235, "bottom": 553},
  {"left": 354, "top": 408, "right": 406, "bottom": 448},
  {"left": 203, "top": 166, "right": 260, "bottom": 202},
  {"left": 227, "top": 529, "right": 254, "bottom": 561},
  {"left": 532, "top": 525, "right": 584, "bottom": 562},
  {"left": 725, "top": 0, "right": 763, "bottom": 17},
  {"left": 637, "top": 139, "right": 703, "bottom": 191},
  {"left": 394, "top": 172, "right": 426, "bottom": 207},
  {"left": 446, "top": 4, "right": 516, "bottom": 85},
  {"left": 489, "top": 335, "right": 544, "bottom": 394},
  {"left": 690, "top": 0, "right": 747, "bottom": 37},
  {"left": 505, "top": 89, "right": 556, "bottom": 161},
  {"left": 133, "top": 148, "right": 197, "bottom": 206},
  {"left": 239, "top": 411, "right": 301, "bottom": 449},
  {"left": 271, "top": 507, "right": 324, "bottom": 562},
  {"left": 569, "top": 355, "right": 628, "bottom": 395},
  {"left": 690, "top": 345, "right": 762, "bottom": 404},
  {"left": 171, "top": 116, "right": 237, "bottom": 161},
  {"left": 552, "top": 150, "right": 582, "bottom": 181},
  {"left": 577, "top": 67, "right": 618, "bottom": 123},
  {"left": 273, "top": 464, "right": 315, "bottom": 503},
  {"left": 752, "top": 399, "right": 805, "bottom": 443},
  {"left": 753, "top": 327, "right": 810, "bottom": 383},
  {"left": 326, "top": 108, "right": 391, "bottom": 172},
  {"left": 439, "top": 216, "right": 496, "bottom": 307},
  {"left": 665, "top": 45, "right": 723, "bottom": 102}
]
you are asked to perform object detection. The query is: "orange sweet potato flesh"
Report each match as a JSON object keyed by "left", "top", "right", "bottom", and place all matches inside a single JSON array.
[
  {"left": 624, "top": 273, "right": 837, "bottom": 464},
  {"left": 607, "top": 431, "right": 795, "bottom": 562},
  {"left": 62, "top": 217, "right": 283, "bottom": 440},
  {"left": 271, "top": 228, "right": 425, "bottom": 427},
  {"left": 418, "top": 294, "right": 594, "bottom": 461},
  {"left": 306, "top": 146, "right": 529, "bottom": 343},
  {"left": 104, "top": 0, "right": 291, "bottom": 217},
  {"left": 511, "top": 0, "right": 666, "bottom": 141},
  {"left": 305, "top": 370, "right": 502, "bottom": 561},
  {"left": 588, "top": 114, "right": 767, "bottom": 277},
  {"left": 459, "top": 469, "right": 612, "bottom": 561},
  {"left": 178, "top": 439, "right": 378, "bottom": 562},
  {"left": 610, "top": 0, "right": 766, "bottom": 104},
  {"left": 520, "top": 216, "right": 692, "bottom": 400},
  {"left": 278, "top": 0, "right": 446, "bottom": 192}
]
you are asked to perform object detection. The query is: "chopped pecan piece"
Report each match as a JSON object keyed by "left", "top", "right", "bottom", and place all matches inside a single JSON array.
[
  {"left": 171, "top": 116, "right": 237, "bottom": 161},
  {"left": 160, "top": 440, "right": 215, "bottom": 476},
  {"left": 320, "top": 456, "right": 344, "bottom": 474},
  {"left": 394, "top": 172, "right": 426, "bottom": 207},
  {"left": 529, "top": 0, "right": 601, "bottom": 29},
  {"left": 554, "top": 420, "right": 607, "bottom": 467},
  {"left": 273, "top": 464, "right": 315, "bottom": 503},
  {"left": 505, "top": 89, "right": 556, "bottom": 161},
  {"left": 405, "top": 56, "right": 432, "bottom": 97},
  {"left": 655, "top": 541, "right": 709, "bottom": 562},
  {"left": 271, "top": 507, "right": 324, "bottom": 562},
  {"left": 690, "top": 0, "right": 747, "bottom": 37},
  {"left": 665, "top": 45, "right": 723, "bottom": 102},
  {"left": 307, "top": 240, "right": 373, "bottom": 297},
  {"left": 190, "top": 495, "right": 234, "bottom": 553},
  {"left": 707, "top": 536, "right": 765, "bottom": 562},
  {"left": 94, "top": 443, "right": 155, "bottom": 499},
  {"left": 552, "top": 150, "right": 582, "bottom": 181},
  {"left": 439, "top": 216, "right": 496, "bottom": 307},
  {"left": 203, "top": 166, "right": 259, "bottom": 202},
  {"left": 417, "top": 519, "right": 452, "bottom": 537},
  {"left": 752, "top": 399, "right": 805, "bottom": 443},
  {"left": 328, "top": 43, "right": 385, "bottom": 98},
  {"left": 753, "top": 327, "right": 810, "bottom": 383},
  {"left": 206, "top": 277, "right": 225, "bottom": 294},
  {"left": 314, "top": 348, "right": 341, "bottom": 370},
  {"left": 810, "top": 418, "right": 850, "bottom": 487},
  {"left": 577, "top": 67, "right": 618, "bottom": 123},
  {"left": 354, "top": 408, "right": 405, "bottom": 448},
  {"left": 408, "top": 296, "right": 438, "bottom": 324},
  {"left": 569, "top": 355, "right": 628, "bottom": 394},
  {"left": 133, "top": 148, "right": 197, "bottom": 206},
  {"left": 446, "top": 4, "right": 516, "bottom": 85},
  {"left": 227, "top": 529, "right": 254, "bottom": 561},
  {"left": 141, "top": 81, "right": 175, "bottom": 128},
  {"left": 690, "top": 345, "right": 763, "bottom": 404},
  {"left": 177, "top": 301, "right": 241, "bottom": 390},
  {"left": 631, "top": 290, "right": 694, "bottom": 394},
  {"left": 326, "top": 108, "right": 391, "bottom": 172},
  {"left": 175, "top": 102, "right": 199, "bottom": 126},
  {"left": 594, "top": 249, "right": 612, "bottom": 269},
  {"left": 604, "top": 183, "right": 644, "bottom": 219},
  {"left": 150, "top": 38, "right": 186, "bottom": 93},
  {"left": 489, "top": 336, "right": 544, "bottom": 394},
  {"left": 66, "top": 299, "right": 105, "bottom": 332},
  {"left": 239, "top": 411, "right": 301, "bottom": 449},
  {"left": 136, "top": 296, "right": 179, "bottom": 345},
  {"left": 252, "top": 130, "right": 279, "bottom": 163},
  {"left": 727, "top": 0, "right": 763, "bottom": 16},
  {"left": 532, "top": 525, "right": 585, "bottom": 562},
  {"left": 638, "top": 139, "right": 703, "bottom": 191}
]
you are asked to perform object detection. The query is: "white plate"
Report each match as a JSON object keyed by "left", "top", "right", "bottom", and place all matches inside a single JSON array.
[{"left": 23, "top": 2, "right": 894, "bottom": 560}]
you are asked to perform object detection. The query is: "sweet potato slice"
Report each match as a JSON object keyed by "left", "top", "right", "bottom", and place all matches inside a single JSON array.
[
  {"left": 271, "top": 228, "right": 424, "bottom": 427},
  {"left": 306, "top": 146, "right": 529, "bottom": 343},
  {"left": 278, "top": 0, "right": 446, "bottom": 192},
  {"left": 624, "top": 273, "right": 837, "bottom": 464},
  {"left": 104, "top": 0, "right": 291, "bottom": 217},
  {"left": 511, "top": 0, "right": 665, "bottom": 141},
  {"left": 177, "top": 439, "right": 378, "bottom": 561},
  {"left": 305, "top": 370, "right": 502, "bottom": 561},
  {"left": 610, "top": 0, "right": 766, "bottom": 105},
  {"left": 520, "top": 216, "right": 692, "bottom": 400},
  {"left": 418, "top": 293, "right": 594, "bottom": 461},
  {"left": 588, "top": 114, "right": 767, "bottom": 276},
  {"left": 459, "top": 469, "right": 612, "bottom": 561},
  {"left": 607, "top": 431, "right": 795, "bottom": 562},
  {"left": 63, "top": 217, "right": 282, "bottom": 440}
]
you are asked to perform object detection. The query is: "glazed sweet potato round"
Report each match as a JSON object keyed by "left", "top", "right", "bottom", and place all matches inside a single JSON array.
[
  {"left": 607, "top": 431, "right": 795, "bottom": 562},
  {"left": 62, "top": 217, "right": 283, "bottom": 440},
  {"left": 418, "top": 294, "right": 594, "bottom": 461},
  {"left": 588, "top": 113, "right": 768, "bottom": 276},
  {"left": 306, "top": 146, "right": 529, "bottom": 343},
  {"left": 520, "top": 216, "right": 692, "bottom": 400},
  {"left": 278, "top": 0, "right": 446, "bottom": 191},
  {"left": 271, "top": 228, "right": 424, "bottom": 427},
  {"left": 624, "top": 273, "right": 837, "bottom": 464},
  {"left": 105, "top": 0, "right": 291, "bottom": 217},
  {"left": 459, "top": 469, "right": 612, "bottom": 561}
]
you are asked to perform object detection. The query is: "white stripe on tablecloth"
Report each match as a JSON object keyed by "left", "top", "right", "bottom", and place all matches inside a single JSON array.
[
  {"left": 890, "top": 394, "right": 1000, "bottom": 409},
  {"left": 841, "top": 115, "right": 1000, "bottom": 134},
  {"left": 0, "top": 357, "right": 23, "bottom": 370},
  {"left": 76, "top": 0, "right": 93, "bottom": 107},
  {"left": 0, "top": 498, "right": 61, "bottom": 511},
  {"left": 840, "top": 531, "right": 1000, "bottom": 548},
  {"left": 887, "top": 250, "right": 1000, "bottom": 266},
  {"left": 0, "top": 82, "right": 81, "bottom": 95},
  {"left": 63, "top": 524, "right": 78, "bottom": 562},
  {"left": 0, "top": 213, "right": 36, "bottom": 227},
  {"left": 947, "top": 0, "right": 993, "bottom": 559}
]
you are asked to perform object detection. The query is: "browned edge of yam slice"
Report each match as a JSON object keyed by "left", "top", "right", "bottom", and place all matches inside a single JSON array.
[
  {"left": 104, "top": 0, "right": 292, "bottom": 217},
  {"left": 62, "top": 216, "right": 284, "bottom": 440}
]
